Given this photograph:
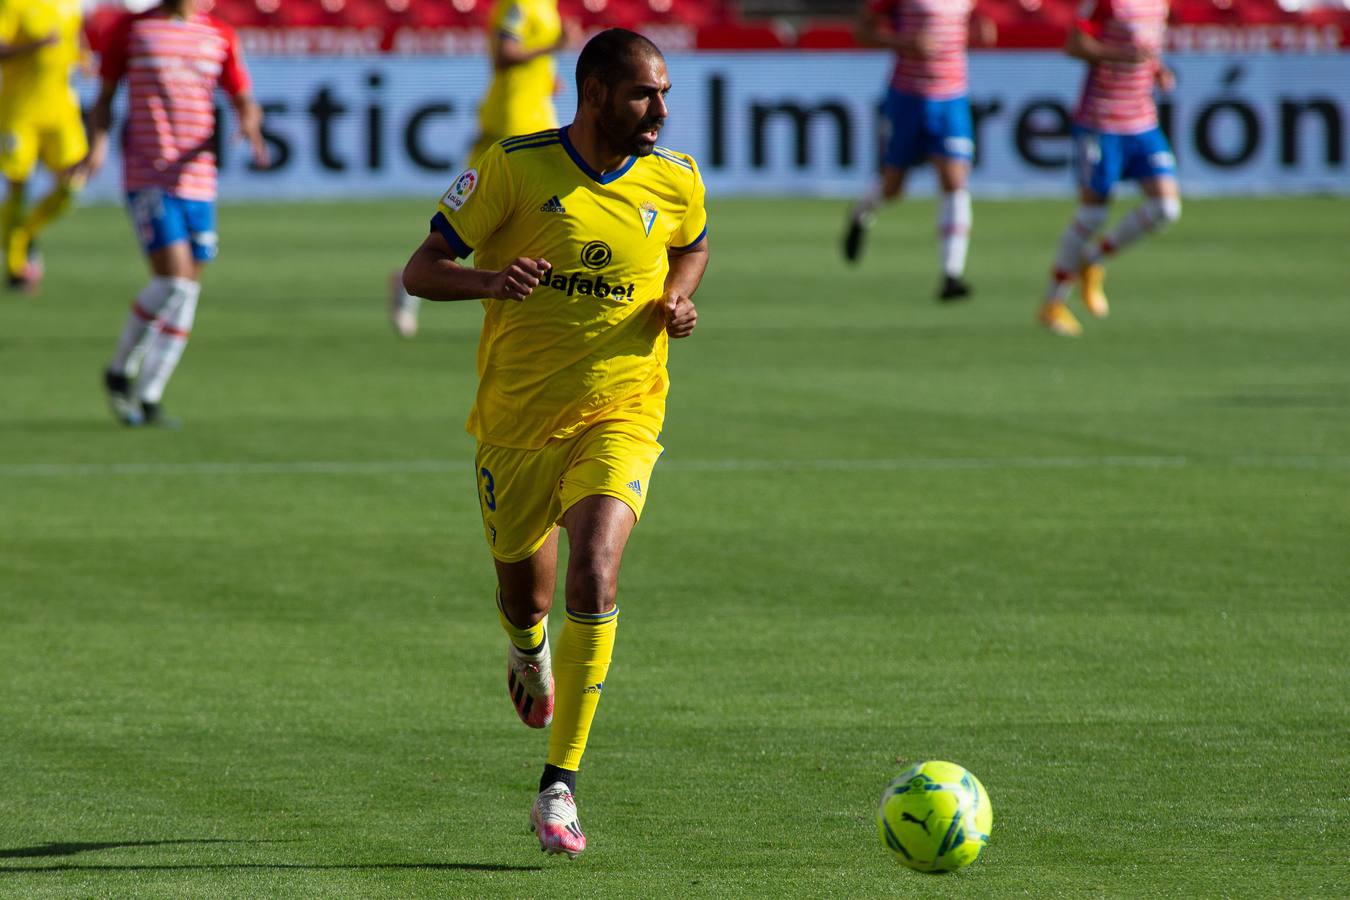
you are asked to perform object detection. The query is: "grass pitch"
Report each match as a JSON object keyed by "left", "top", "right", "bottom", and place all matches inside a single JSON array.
[{"left": 1, "top": 195, "right": 1347, "bottom": 897}]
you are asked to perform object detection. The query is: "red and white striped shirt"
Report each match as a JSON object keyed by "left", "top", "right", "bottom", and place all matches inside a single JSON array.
[
  {"left": 100, "top": 7, "right": 251, "bottom": 200},
  {"left": 868, "top": 0, "right": 973, "bottom": 101},
  {"left": 1074, "top": 0, "right": 1167, "bottom": 134}
]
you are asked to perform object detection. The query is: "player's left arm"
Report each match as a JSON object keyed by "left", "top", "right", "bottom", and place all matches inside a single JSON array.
[
  {"left": 229, "top": 92, "right": 269, "bottom": 168},
  {"left": 1154, "top": 55, "right": 1175, "bottom": 92},
  {"left": 218, "top": 21, "right": 269, "bottom": 168},
  {"left": 663, "top": 237, "right": 708, "bottom": 340},
  {"left": 0, "top": 33, "right": 56, "bottom": 60}
]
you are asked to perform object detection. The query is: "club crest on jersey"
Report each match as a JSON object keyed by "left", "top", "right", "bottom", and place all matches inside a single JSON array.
[
  {"left": 638, "top": 201, "right": 659, "bottom": 237},
  {"left": 442, "top": 168, "right": 478, "bottom": 210}
]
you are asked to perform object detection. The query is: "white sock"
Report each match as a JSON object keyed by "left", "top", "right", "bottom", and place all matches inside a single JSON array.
[
  {"left": 134, "top": 278, "right": 200, "bottom": 404},
  {"left": 397, "top": 287, "right": 420, "bottom": 315},
  {"left": 852, "top": 184, "right": 885, "bottom": 222},
  {"left": 1084, "top": 196, "right": 1182, "bottom": 265},
  {"left": 109, "top": 277, "right": 177, "bottom": 375},
  {"left": 938, "top": 189, "right": 971, "bottom": 278},
  {"left": 1044, "top": 205, "right": 1110, "bottom": 302}
]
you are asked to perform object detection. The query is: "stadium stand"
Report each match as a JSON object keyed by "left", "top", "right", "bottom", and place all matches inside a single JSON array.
[{"left": 84, "top": 0, "right": 1350, "bottom": 51}]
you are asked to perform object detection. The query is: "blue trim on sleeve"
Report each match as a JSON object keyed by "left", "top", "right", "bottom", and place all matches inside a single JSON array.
[
  {"left": 502, "top": 128, "right": 559, "bottom": 147},
  {"left": 670, "top": 224, "right": 707, "bottom": 252},
  {"left": 559, "top": 125, "right": 636, "bottom": 185},
  {"left": 504, "top": 139, "right": 560, "bottom": 154},
  {"left": 431, "top": 212, "right": 473, "bottom": 258}
]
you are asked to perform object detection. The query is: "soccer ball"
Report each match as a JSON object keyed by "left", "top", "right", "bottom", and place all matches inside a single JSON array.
[{"left": 877, "top": 760, "right": 992, "bottom": 873}]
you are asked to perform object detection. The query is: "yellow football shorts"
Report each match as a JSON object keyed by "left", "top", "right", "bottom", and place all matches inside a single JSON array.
[
  {"left": 0, "top": 114, "right": 88, "bottom": 182},
  {"left": 474, "top": 418, "right": 664, "bottom": 563}
]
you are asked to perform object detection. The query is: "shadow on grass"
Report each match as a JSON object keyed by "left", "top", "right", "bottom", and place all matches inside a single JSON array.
[
  {"left": 0, "top": 840, "right": 542, "bottom": 873},
  {"left": 1, "top": 862, "right": 544, "bottom": 873},
  {"left": 0, "top": 840, "right": 274, "bottom": 859}
]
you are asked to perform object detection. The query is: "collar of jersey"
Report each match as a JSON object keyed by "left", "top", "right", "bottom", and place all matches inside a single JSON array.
[{"left": 559, "top": 126, "right": 636, "bottom": 185}]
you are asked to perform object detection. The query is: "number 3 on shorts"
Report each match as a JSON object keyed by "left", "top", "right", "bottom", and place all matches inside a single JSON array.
[{"left": 480, "top": 466, "right": 497, "bottom": 511}]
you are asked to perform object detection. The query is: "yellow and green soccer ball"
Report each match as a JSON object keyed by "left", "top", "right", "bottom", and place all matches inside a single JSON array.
[{"left": 877, "top": 760, "right": 992, "bottom": 872}]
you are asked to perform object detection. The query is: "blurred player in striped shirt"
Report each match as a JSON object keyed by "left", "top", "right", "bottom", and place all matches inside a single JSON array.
[
  {"left": 1037, "top": 0, "right": 1181, "bottom": 337},
  {"left": 80, "top": 0, "right": 267, "bottom": 425},
  {"left": 843, "top": 0, "right": 993, "bottom": 302}
]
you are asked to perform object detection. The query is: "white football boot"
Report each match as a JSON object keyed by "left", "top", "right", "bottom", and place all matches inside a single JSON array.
[
  {"left": 530, "top": 782, "right": 586, "bottom": 858},
  {"left": 507, "top": 638, "right": 554, "bottom": 729}
]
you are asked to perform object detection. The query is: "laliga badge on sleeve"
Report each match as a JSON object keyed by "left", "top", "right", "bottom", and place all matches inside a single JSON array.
[{"left": 443, "top": 168, "right": 479, "bottom": 211}]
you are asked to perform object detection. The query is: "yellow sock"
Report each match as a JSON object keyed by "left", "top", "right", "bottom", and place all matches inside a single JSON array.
[
  {"left": 2, "top": 189, "right": 26, "bottom": 277},
  {"left": 24, "top": 183, "right": 75, "bottom": 238},
  {"left": 497, "top": 592, "right": 546, "bottom": 652},
  {"left": 547, "top": 606, "right": 618, "bottom": 771}
]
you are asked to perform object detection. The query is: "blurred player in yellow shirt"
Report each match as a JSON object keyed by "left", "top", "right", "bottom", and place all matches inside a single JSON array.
[
  {"left": 389, "top": 0, "right": 578, "bottom": 337},
  {"left": 402, "top": 29, "right": 708, "bottom": 858},
  {"left": 471, "top": 0, "right": 577, "bottom": 160},
  {"left": 0, "top": 0, "right": 87, "bottom": 291}
]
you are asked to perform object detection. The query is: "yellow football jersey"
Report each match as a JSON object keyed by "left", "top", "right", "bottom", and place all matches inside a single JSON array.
[
  {"left": 475, "top": 0, "right": 561, "bottom": 143},
  {"left": 0, "top": 0, "right": 82, "bottom": 126},
  {"left": 433, "top": 127, "right": 708, "bottom": 450}
]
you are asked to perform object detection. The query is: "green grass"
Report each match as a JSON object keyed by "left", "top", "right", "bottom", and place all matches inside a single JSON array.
[{"left": 1, "top": 195, "right": 1348, "bottom": 897}]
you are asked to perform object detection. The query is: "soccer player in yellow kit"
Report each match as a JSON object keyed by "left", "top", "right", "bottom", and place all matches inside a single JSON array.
[
  {"left": 389, "top": 0, "right": 578, "bottom": 338},
  {"left": 402, "top": 29, "right": 708, "bottom": 859},
  {"left": 0, "top": 0, "right": 87, "bottom": 291}
]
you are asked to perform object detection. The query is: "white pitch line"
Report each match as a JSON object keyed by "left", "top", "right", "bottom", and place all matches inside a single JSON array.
[{"left": 0, "top": 455, "right": 1348, "bottom": 478}]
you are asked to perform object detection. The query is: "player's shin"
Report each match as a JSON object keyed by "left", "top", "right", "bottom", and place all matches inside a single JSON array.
[
  {"left": 938, "top": 189, "right": 971, "bottom": 278},
  {"left": 1044, "top": 205, "right": 1109, "bottom": 301},
  {"left": 499, "top": 593, "right": 547, "bottom": 653},
  {"left": 1086, "top": 196, "right": 1181, "bottom": 263},
  {"left": 3, "top": 187, "right": 27, "bottom": 277},
  {"left": 24, "top": 183, "right": 77, "bottom": 239},
  {"left": 547, "top": 606, "right": 618, "bottom": 773},
  {"left": 109, "top": 277, "right": 183, "bottom": 375},
  {"left": 133, "top": 279, "right": 200, "bottom": 403},
  {"left": 851, "top": 184, "right": 884, "bottom": 223}
]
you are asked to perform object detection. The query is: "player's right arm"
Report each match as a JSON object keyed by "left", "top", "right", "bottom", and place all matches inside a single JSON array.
[
  {"left": 402, "top": 144, "right": 550, "bottom": 302},
  {"left": 403, "top": 233, "right": 549, "bottom": 303},
  {"left": 1065, "top": 1, "right": 1154, "bottom": 64},
  {"left": 855, "top": 0, "right": 932, "bottom": 59},
  {"left": 75, "top": 12, "right": 132, "bottom": 181},
  {"left": 77, "top": 78, "right": 118, "bottom": 181}
]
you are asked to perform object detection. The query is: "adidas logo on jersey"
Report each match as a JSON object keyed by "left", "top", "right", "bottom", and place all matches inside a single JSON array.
[
  {"left": 539, "top": 195, "right": 566, "bottom": 213},
  {"left": 626, "top": 479, "right": 642, "bottom": 497}
]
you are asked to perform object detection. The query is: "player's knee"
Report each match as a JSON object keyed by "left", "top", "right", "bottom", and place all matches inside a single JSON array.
[
  {"left": 564, "top": 558, "right": 619, "bottom": 614},
  {"left": 500, "top": 587, "right": 552, "bottom": 624},
  {"left": 1150, "top": 195, "right": 1181, "bottom": 227}
]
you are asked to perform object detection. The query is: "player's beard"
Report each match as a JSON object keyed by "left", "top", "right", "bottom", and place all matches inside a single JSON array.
[{"left": 600, "top": 98, "right": 663, "bottom": 158}]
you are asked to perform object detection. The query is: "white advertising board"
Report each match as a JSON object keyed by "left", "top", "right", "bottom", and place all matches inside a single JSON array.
[{"left": 74, "top": 51, "right": 1349, "bottom": 202}]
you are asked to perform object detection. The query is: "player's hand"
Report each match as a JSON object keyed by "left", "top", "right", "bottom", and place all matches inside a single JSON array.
[
  {"left": 1155, "top": 63, "right": 1176, "bottom": 92},
  {"left": 244, "top": 129, "right": 270, "bottom": 168},
  {"left": 72, "top": 140, "right": 107, "bottom": 182},
  {"left": 237, "top": 99, "right": 271, "bottom": 169},
  {"left": 663, "top": 291, "right": 697, "bottom": 339},
  {"left": 493, "top": 257, "right": 551, "bottom": 301},
  {"left": 899, "top": 32, "right": 935, "bottom": 59},
  {"left": 1122, "top": 43, "right": 1156, "bottom": 64}
]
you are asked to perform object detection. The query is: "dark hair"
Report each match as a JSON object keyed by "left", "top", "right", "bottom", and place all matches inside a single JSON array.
[{"left": 574, "top": 28, "right": 662, "bottom": 97}]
